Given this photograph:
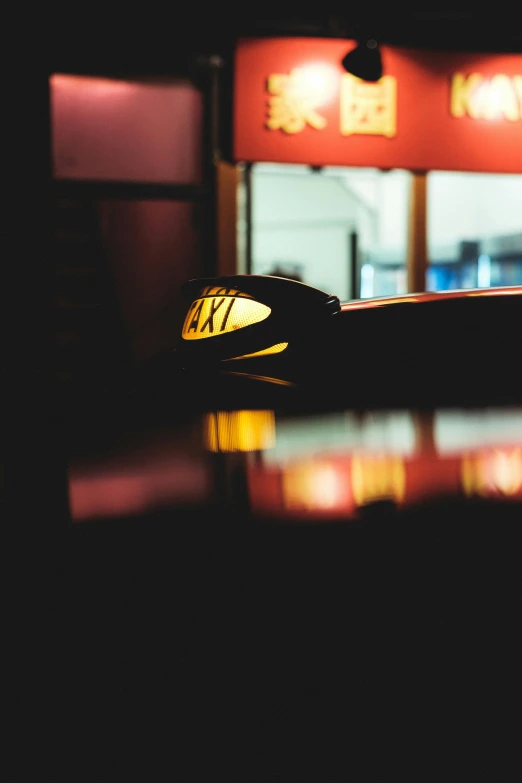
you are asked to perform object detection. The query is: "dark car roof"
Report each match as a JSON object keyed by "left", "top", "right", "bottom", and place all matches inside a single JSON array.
[
  {"left": 339, "top": 285, "right": 522, "bottom": 310},
  {"left": 153, "top": 279, "right": 522, "bottom": 413}
]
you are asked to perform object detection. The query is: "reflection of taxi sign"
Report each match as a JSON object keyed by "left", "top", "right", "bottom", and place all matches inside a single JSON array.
[
  {"left": 181, "top": 286, "right": 271, "bottom": 341},
  {"left": 204, "top": 410, "right": 276, "bottom": 452}
]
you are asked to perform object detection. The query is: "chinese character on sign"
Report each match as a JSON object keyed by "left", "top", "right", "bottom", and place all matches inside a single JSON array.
[
  {"left": 340, "top": 74, "right": 397, "bottom": 137},
  {"left": 266, "top": 69, "right": 328, "bottom": 134}
]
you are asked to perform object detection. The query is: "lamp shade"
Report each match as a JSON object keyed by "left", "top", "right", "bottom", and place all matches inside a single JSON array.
[{"left": 341, "top": 39, "right": 383, "bottom": 82}]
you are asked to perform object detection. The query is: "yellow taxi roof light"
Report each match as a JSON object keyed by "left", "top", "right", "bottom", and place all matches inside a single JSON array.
[{"left": 182, "top": 288, "right": 271, "bottom": 341}]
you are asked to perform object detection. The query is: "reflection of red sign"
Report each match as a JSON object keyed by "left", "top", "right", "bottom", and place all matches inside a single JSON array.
[
  {"left": 234, "top": 37, "right": 522, "bottom": 173},
  {"left": 340, "top": 75, "right": 397, "bottom": 137},
  {"left": 462, "top": 448, "right": 522, "bottom": 497},
  {"left": 247, "top": 447, "right": 522, "bottom": 521}
]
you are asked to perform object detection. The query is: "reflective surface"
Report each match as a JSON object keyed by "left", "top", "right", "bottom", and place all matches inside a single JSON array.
[
  {"left": 64, "top": 402, "right": 521, "bottom": 771},
  {"left": 68, "top": 407, "right": 522, "bottom": 524}
]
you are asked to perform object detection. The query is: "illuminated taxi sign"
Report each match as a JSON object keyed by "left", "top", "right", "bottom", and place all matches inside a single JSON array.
[{"left": 181, "top": 286, "right": 271, "bottom": 341}]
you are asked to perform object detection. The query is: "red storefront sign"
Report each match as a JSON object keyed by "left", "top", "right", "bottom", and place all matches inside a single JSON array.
[{"left": 233, "top": 37, "right": 522, "bottom": 173}]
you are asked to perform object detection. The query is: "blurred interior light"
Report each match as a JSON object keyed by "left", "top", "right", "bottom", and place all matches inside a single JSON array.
[
  {"left": 477, "top": 254, "right": 491, "bottom": 288},
  {"left": 360, "top": 263, "right": 374, "bottom": 298},
  {"left": 341, "top": 39, "right": 383, "bottom": 82}
]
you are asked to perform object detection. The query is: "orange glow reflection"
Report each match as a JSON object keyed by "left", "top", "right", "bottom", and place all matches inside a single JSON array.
[
  {"left": 351, "top": 455, "right": 406, "bottom": 506},
  {"left": 246, "top": 414, "right": 522, "bottom": 521},
  {"left": 462, "top": 448, "right": 522, "bottom": 497},
  {"left": 204, "top": 410, "right": 276, "bottom": 452},
  {"left": 282, "top": 460, "right": 352, "bottom": 513}
]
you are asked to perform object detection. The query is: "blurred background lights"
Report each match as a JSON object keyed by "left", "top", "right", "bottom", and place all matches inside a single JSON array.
[
  {"left": 360, "top": 263, "right": 375, "bottom": 298},
  {"left": 462, "top": 447, "right": 522, "bottom": 496},
  {"left": 490, "top": 448, "right": 522, "bottom": 494},
  {"left": 204, "top": 410, "right": 276, "bottom": 452},
  {"left": 473, "top": 74, "right": 519, "bottom": 120},
  {"left": 282, "top": 461, "right": 349, "bottom": 510},
  {"left": 477, "top": 254, "right": 491, "bottom": 287},
  {"left": 296, "top": 63, "right": 339, "bottom": 106}
]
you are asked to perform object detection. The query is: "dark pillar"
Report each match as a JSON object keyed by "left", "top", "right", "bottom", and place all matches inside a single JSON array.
[
  {"left": 349, "top": 230, "right": 359, "bottom": 299},
  {"left": 7, "top": 72, "right": 70, "bottom": 531},
  {"left": 6, "top": 71, "right": 70, "bottom": 721},
  {"left": 407, "top": 171, "right": 428, "bottom": 293}
]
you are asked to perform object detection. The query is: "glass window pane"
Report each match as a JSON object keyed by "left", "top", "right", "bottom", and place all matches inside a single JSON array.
[
  {"left": 427, "top": 172, "right": 522, "bottom": 291},
  {"left": 250, "top": 164, "right": 410, "bottom": 300}
]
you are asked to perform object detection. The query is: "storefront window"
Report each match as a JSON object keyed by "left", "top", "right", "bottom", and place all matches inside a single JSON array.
[
  {"left": 427, "top": 172, "right": 522, "bottom": 291},
  {"left": 248, "top": 167, "right": 522, "bottom": 300},
  {"left": 249, "top": 164, "right": 410, "bottom": 300}
]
